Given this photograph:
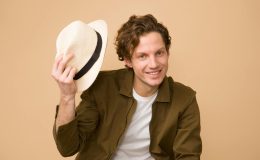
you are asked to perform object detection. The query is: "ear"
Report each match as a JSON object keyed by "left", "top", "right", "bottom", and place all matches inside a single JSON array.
[{"left": 124, "top": 58, "right": 133, "bottom": 68}]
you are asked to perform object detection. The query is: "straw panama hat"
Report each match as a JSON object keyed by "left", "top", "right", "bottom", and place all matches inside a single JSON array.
[{"left": 56, "top": 20, "right": 108, "bottom": 92}]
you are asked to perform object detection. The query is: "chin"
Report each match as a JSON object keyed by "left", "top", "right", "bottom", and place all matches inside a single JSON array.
[{"left": 147, "top": 79, "right": 164, "bottom": 87}]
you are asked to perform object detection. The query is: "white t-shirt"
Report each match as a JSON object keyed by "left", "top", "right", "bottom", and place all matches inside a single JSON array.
[{"left": 112, "top": 89, "right": 158, "bottom": 160}]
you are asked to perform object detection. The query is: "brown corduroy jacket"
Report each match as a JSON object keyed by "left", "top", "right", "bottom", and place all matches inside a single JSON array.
[{"left": 53, "top": 68, "right": 202, "bottom": 160}]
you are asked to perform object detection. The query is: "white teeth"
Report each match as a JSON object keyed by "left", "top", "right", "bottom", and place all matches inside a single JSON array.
[{"left": 148, "top": 71, "right": 159, "bottom": 75}]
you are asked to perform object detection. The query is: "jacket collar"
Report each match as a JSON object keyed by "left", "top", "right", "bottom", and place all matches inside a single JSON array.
[
  {"left": 156, "top": 76, "right": 171, "bottom": 102},
  {"left": 119, "top": 69, "right": 171, "bottom": 102},
  {"left": 119, "top": 69, "right": 134, "bottom": 97}
]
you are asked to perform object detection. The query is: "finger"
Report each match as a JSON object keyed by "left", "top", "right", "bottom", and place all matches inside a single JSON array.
[
  {"left": 67, "top": 67, "right": 77, "bottom": 81},
  {"left": 60, "top": 66, "right": 72, "bottom": 82},
  {"left": 53, "top": 54, "right": 63, "bottom": 70},
  {"left": 57, "top": 53, "right": 74, "bottom": 74},
  {"left": 51, "top": 54, "right": 63, "bottom": 79},
  {"left": 63, "top": 52, "right": 74, "bottom": 64},
  {"left": 66, "top": 52, "right": 74, "bottom": 59}
]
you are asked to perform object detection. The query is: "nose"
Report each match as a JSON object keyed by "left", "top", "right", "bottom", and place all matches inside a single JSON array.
[{"left": 148, "top": 56, "right": 158, "bottom": 68}]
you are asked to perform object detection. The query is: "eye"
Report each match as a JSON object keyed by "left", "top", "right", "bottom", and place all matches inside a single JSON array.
[
  {"left": 156, "top": 50, "right": 166, "bottom": 56},
  {"left": 139, "top": 54, "right": 147, "bottom": 60}
]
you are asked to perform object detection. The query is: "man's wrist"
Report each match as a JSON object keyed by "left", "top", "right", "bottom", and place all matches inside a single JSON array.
[{"left": 60, "top": 94, "right": 75, "bottom": 104}]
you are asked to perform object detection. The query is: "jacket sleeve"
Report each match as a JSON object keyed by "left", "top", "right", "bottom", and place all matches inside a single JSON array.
[
  {"left": 53, "top": 89, "right": 99, "bottom": 157},
  {"left": 173, "top": 95, "right": 202, "bottom": 160}
]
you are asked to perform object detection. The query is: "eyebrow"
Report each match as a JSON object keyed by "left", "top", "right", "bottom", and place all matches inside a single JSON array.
[
  {"left": 157, "top": 47, "right": 167, "bottom": 52},
  {"left": 135, "top": 47, "right": 166, "bottom": 55}
]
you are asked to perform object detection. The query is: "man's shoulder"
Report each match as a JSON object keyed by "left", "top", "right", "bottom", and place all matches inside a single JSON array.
[
  {"left": 93, "top": 68, "right": 131, "bottom": 83},
  {"left": 167, "top": 76, "right": 196, "bottom": 98},
  {"left": 98, "top": 68, "right": 130, "bottom": 78},
  {"left": 81, "top": 68, "right": 132, "bottom": 97},
  {"left": 88, "top": 68, "right": 132, "bottom": 88}
]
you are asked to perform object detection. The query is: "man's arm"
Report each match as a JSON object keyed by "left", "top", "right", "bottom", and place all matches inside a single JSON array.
[
  {"left": 51, "top": 53, "right": 77, "bottom": 131},
  {"left": 173, "top": 96, "right": 202, "bottom": 160},
  {"left": 51, "top": 53, "right": 80, "bottom": 156},
  {"left": 55, "top": 95, "right": 76, "bottom": 132}
]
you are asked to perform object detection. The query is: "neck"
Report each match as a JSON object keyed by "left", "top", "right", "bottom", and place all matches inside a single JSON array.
[{"left": 133, "top": 83, "right": 158, "bottom": 97}]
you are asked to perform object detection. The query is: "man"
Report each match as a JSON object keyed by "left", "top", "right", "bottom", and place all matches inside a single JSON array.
[{"left": 52, "top": 14, "right": 202, "bottom": 160}]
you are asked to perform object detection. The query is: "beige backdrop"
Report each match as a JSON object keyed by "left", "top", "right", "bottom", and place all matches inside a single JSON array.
[{"left": 1, "top": 0, "right": 259, "bottom": 160}]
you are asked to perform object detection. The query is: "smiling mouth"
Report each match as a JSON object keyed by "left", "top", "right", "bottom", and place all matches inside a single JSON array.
[{"left": 146, "top": 70, "right": 161, "bottom": 75}]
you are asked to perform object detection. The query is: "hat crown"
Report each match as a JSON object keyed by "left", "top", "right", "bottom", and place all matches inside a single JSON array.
[{"left": 56, "top": 20, "right": 98, "bottom": 69}]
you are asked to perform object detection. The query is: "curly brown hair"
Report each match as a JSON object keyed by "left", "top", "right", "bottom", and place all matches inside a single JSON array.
[{"left": 115, "top": 14, "right": 171, "bottom": 61}]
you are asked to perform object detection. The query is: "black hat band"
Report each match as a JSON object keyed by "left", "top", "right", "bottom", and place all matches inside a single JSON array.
[{"left": 73, "top": 31, "right": 102, "bottom": 80}]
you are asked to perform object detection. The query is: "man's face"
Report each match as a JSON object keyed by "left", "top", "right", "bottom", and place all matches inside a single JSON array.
[{"left": 125, "top": 32, "right": 169, "bottom": 95}]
